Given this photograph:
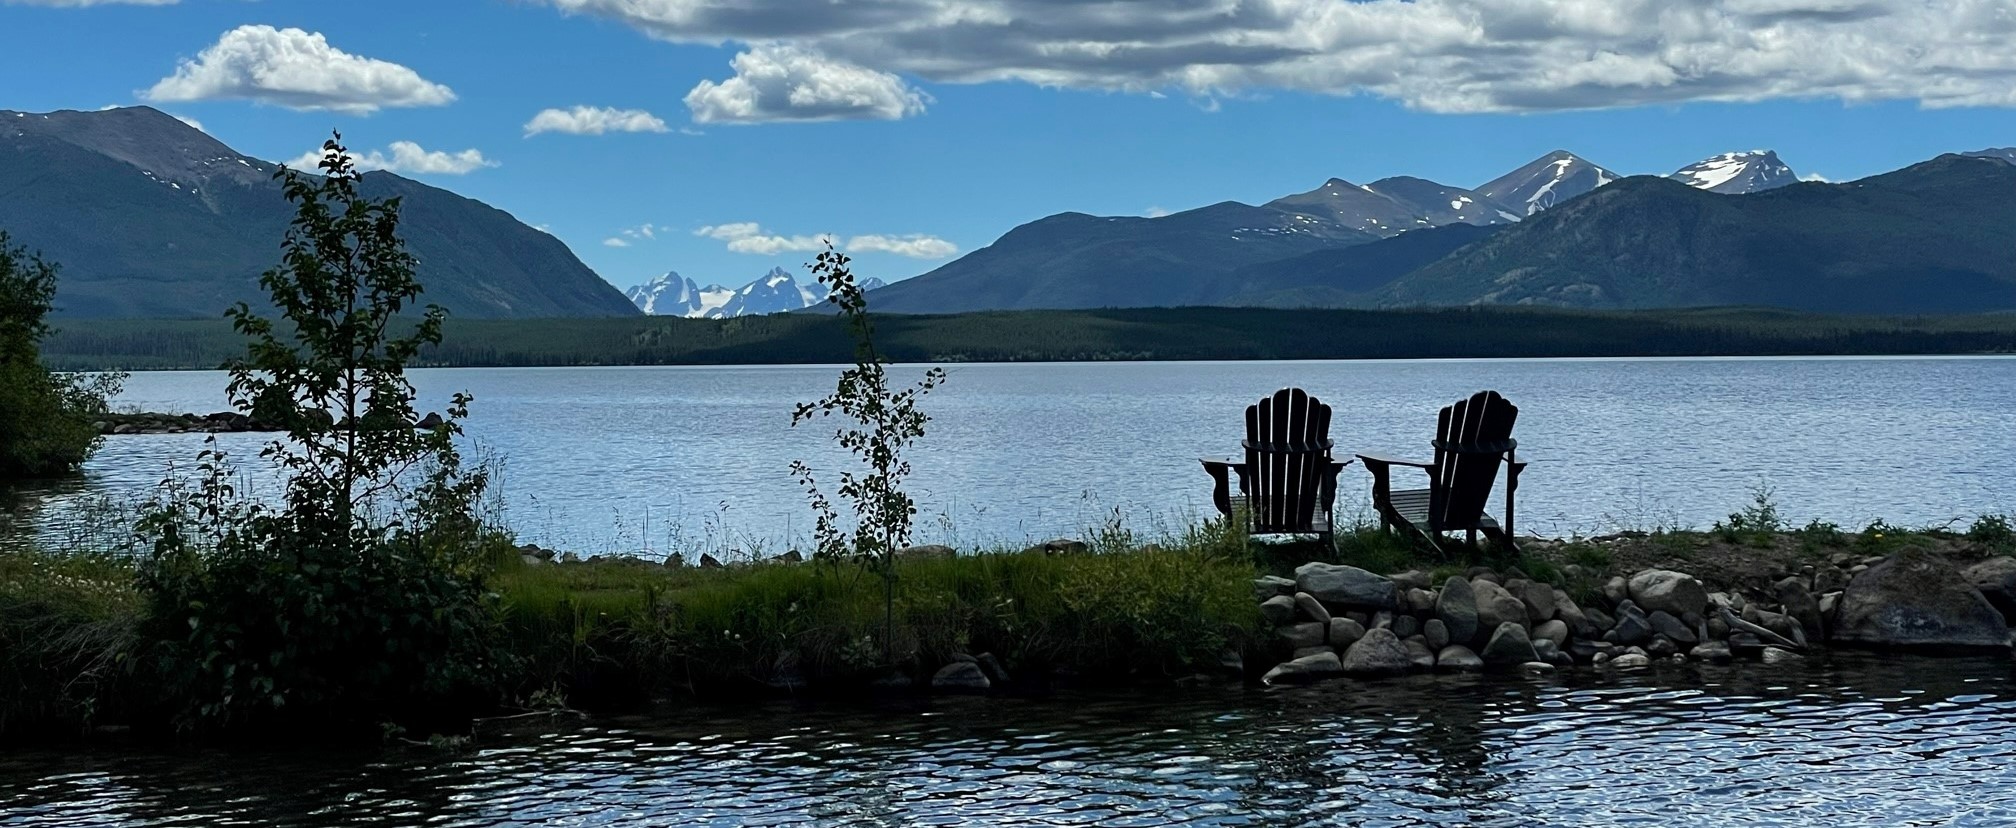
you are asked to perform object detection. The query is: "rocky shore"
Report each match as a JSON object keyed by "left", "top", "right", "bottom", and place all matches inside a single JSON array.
[
  {"left": 93, "top": 410, "right": 446, "bottom": 435},
  {"left": 1257, "top": 546, "right": 2016, "bottom": 684}
]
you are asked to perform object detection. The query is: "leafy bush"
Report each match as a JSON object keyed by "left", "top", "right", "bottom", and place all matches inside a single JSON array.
[
  {"left": 1967, "top": 514, "right": 2015, "bottom": 554},
  {"left": 133, "top": 137, "right": 507, "bottom": 735},
  {"left": 1713, "top": 484, "right": 1784, "bottom": 547},
  {"left": 0, "top": 232, "right": 120, "bottom": 479}
]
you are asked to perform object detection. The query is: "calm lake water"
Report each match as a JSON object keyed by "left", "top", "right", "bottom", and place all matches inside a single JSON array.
[
  {"left": 6, "top": 653, "right": 2016, "bottom": 826},
  {"left": 8, "top": 356, "right": 2014, "bottom": 554}
]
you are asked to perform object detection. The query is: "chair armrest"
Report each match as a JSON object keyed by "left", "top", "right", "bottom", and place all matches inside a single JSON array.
[
  {"left": 1355, "top": 453, "right": 1434, "bottom": 469},
  {"left": 1199, "top": 457, "right": 1246, "bottom": 517}
]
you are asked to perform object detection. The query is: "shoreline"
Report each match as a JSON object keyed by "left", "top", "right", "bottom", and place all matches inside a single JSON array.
[{"left": 8, "top": 516, "right": 2015, "bottom": 745}]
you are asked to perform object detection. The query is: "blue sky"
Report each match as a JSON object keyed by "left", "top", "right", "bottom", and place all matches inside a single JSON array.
[{"left": 5, "top": 0, "right": 2016, "bottom": 292}]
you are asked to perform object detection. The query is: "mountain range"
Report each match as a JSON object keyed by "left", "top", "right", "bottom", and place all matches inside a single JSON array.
[
  {"left": 869, "top": 145, "right": 2016, "bottom": 315},
  {"left": 0, "top": 106, "right": 637, "bottom": 318},
  {"left": 624, "top": 268, "right": 885, "bottom": 317}
]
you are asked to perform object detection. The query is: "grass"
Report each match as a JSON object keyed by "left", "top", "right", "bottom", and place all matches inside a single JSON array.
[
  {"left": 490, "top": 539, "right": 1264, "bottom": 706},
  {"left": 0, "top": 548, "right": 143, "bottom": 735}
]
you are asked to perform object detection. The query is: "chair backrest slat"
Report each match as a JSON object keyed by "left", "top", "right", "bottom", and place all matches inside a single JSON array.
[
  {"left": 1427, "top": 390, "right": 1518, "bottom": 530},
  {"left": 1244, "top": 387, "right": 1331, "bottom": 534}
]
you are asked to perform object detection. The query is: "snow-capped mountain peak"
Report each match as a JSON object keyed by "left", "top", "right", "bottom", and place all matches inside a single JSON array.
[
  {"left": 627, "top": 267, "right": 884, "bottom": 318},
  {"left": 1668, "top": 150, "right": 1797, "bottom": 194},
  {"left": 1477, "top": 150, "right": 1621, "bottom": 216}
]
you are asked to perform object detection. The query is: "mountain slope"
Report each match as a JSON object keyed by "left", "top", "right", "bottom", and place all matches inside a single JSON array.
[
  {"left": 1478, "top": 151, "right": 1619, "bottom": 215},
  {"left": 864, "top": 200, "right": 1377, "bottom": 313},
  {"left": 1374, "top": 156, "right": 2016, "bottom": 312},
  {"left": 629, "top": 268, "right": 884, "bottom": 317},
  {"left": 1668, "top": 150, "right": 1798, "bottom": 194},
  {"left": 1220, "top": 223, "right": 1504, "bottom": 307},
  {"left": 0, "top": 106, "right": 637, "bottom": 319}
]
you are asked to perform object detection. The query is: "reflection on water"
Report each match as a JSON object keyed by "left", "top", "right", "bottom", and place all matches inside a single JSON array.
[
  {"left": 6, "top": 653, "right": 2016, "bottom": 826},
  {"left": 11, "top": 357, "right": 2016, "bottom": 553}
]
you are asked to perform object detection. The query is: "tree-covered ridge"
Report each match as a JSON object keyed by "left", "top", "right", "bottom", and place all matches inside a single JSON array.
[{"left": 38, "top": 306, "right": 2016, "bottom": 371}]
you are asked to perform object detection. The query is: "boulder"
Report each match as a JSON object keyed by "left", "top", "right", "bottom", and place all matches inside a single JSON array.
[
  {"left": 899, "top": 545, "right": 956, "bottom": 560},
  {"left": 1583, "top": 606, "right": 1616, "bottom": 633},
  {"left": 1391, "top": 570, "right": 1434, "bottom": 591},
  {"left": 1039, "top": 538, "right": 1090, "bottom": 555},
  {"left": 1436, "top": 645, "right": 1483, "bottom": 671},
  {"left": 1761, "top": 646, "right": 1805, "bottom": 665},
  {"left": 1814, "top": 566, "right": 1851, "bottom": 595},
  {"left": 1601, "top": 576, "right": 1630, "bottom": 607},
  {"left": 1520, "top": 661, "right": 1556, "bottom": 674},
  {"left": 931, "top": 661, "right": 991, "bottom": 693},
  {"left": 1481, "top": 622, "right": 1539, "bottom": 666},
  {"left": 1371, "top": 610, "right": 1395, "bottom": 630},
  {"left": 1279, "top": 622, "right": 1328, "bottom": 650},
  {"left": 1648, "top": 611, "right": 1697, "bottom": 644},
  {"left": 975, "top": 652, "right": 1012, "bottom": 686},
  {"left": 1554, "top": 589, "right": 1592, "bottom": 635},
  {"left": 1293, "top": 592, "right": 1333, "bottom": 626},
  {"left": 1775, "top": 576, "right": 1826, "bottom": 640},
  {"left": 1962, "top": 556, "right": 2016, "bottom": 624},
  {"left": 415, "top": 411, "right": 445, "bottom": 429},
  {"left": 1391, "top": 614, "right": 1420, "bottom": 640},
  {"left": 1403, "top": 638, "right": 1437, "bottom": 670},
  {"left": 1424, "top": 619, "right": 1450, "bottom": 651},
  {"left": 1328, "top": 618, "right": 1366, "bottom": 648},
  {"left": 699, "top": 553, "right": 724, "bottom": 568},
  {"left": 1646, "top": 636, "right": 1678, "bottom": 658},
  {"left": 1473, "top": 579, "right": 1531, "bottom": 631},
  {"left": 1292, "top": 645, "right": 1336, "bottom": 660},
  {"left": 1260, "top": 595, "right": 1298, "bottom": 626},
  {"left": 1404, "top": 588, "right": 1438, "bottom": 614},
  {"left": 1340, "top": 628, "right": 1415, "bottom": 676},
  {"left": 1610, "top": 652, "right": 1652, "bottom": 669},
  {"left": 1262, "top": 652, "right": 1344, "bottom": 685},
  {"left": 1691, "top": 640, "right": 1734, "bottom": 663},
  {"left": 1628, "top": 570, "right": 1708, "bottom": 618},
  {"left": 1435, "top": 576, "right": 1480, "bottom": 644},
  {"left": 1611, "top": 607, "right": 1652, "bottom": 646},
  {"left": 1253, "top": 576, "right": 1298, "bottom": 603},
  {"left": 1294, "top": 562, "right": 1398, "bottom": 609},
  {"left": 1508, "top": 579, "right": 1557, "bottom": 622},
  {"left": 1834, "top": 550, "right": 2011, "bottom": 649},
  {"left": 1532, "top": 619, "right": 1569, "bottom": 647}
]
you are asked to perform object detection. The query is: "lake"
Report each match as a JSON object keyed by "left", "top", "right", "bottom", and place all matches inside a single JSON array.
[
  {"left": 5, "top": 653, "right": 2016, "bottom": 826},
  {"left": 8, "top": 356, "right": 2014, "bottom": 555}
]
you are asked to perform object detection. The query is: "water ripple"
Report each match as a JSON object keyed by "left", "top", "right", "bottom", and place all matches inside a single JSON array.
[{"left": 5, "top": 653, "right": 2015, "bottom": 826}]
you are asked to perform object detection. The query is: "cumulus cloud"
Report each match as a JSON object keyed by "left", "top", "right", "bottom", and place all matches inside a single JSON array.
[
  {"left": 525, "top": 105, "right": 670, "bottom": 136},
  {"left": 285, "top": 141, "right": 496, "bottom": 176},
  {"left": 697, "top": 223, "right": 957, "bottom": 258},
  {"left": 846, "top": 234, "right": 959, "bottom": 259},
  {"left": 544, "top": 0, "right": 2016, "bottom": 113},
  {"left": 602, "top": 237, "right": 632, "bottom": 247},
  {"left": 685, "top": 45, "right": 930, "bottom": 123},
  {"left": 146, "top": 25, "right": 454, "bottom": 114}
]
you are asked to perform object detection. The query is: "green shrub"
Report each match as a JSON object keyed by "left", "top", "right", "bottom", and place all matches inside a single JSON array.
[
  {"left": 1713, "top": 484, "right": 1785, "bottom": 547},
  {"left": 0, "top": 549, "right": 142, "bottom": 735},
  {"left": 0, "top": 232, "right": 120, "bottom": 479},
  {"left": 133, "top": 136, "right": 507, "bottom": 735},
  {"left": 1968, "top": 514, "right": 2015, "bottom": 554}
]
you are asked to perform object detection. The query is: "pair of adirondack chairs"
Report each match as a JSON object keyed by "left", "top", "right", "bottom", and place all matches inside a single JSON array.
[{"left": 1200, "top": 388, "right": 1525, "bottom": 550}]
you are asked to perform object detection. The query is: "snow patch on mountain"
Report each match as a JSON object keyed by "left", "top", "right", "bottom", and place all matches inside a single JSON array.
[
  {"left": 1477, "top": 151, "right": 1621, "bottom": 216},
  {"left": 1668, "top": 150, "right": 1797, "bottom": 194}
]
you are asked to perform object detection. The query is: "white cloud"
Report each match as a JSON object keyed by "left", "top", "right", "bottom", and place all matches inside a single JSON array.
[
  {"left": 685, "top": 45, "right": 930, "bottom": 123},
  {"left": 285, "top": 141, "right": 496, "bottom": 176},
  {"left": 602, "top": 237, "right": 632, "bottom": 247},
  {"left": 846, "top": 234, "right": 958, "bottom": 259},
  {"left": 697, "top": 222, "right": 835, "bottom": 254},
  {"left": 1801, "top": 172, "right": 1832, "bottom": 182},
  {"left": 544, "top": 0, "right": 2016, "bottom": 114},
  {"left": 524, "top": 105, "right": 670, "bottom": 136},
  {"left": 1143, "top": 206, "right": 1172, "bottom": 218},
  {"left": 145, "top": 25, "right": 454, "bottom": 114},
  {"left": 697, "top": 223, "right": 957, "bottom": 258}
]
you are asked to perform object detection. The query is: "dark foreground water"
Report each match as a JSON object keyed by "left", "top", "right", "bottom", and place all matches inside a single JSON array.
[
  {"left": 10, "top": 357, "right": 2016, "bottom": 554},
  {"left": 6, "top": 653, "right": 2016, "bottom": 826}
]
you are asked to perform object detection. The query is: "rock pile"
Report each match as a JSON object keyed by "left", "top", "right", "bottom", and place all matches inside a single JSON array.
[
  {"left": 1258, "top": 550, "right": 2015, "bottom": 684},
  {"left": 96, "top": 410, "right": 447, "bottom": 435}
]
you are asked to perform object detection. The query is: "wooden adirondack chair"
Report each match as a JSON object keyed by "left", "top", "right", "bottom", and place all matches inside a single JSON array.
[
  {"left": 1358, "top": 390, "right": 1526, "bottom": 551},
  {"left": 1200, "top": 388, "right": 1354, "bottom": 546}
]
